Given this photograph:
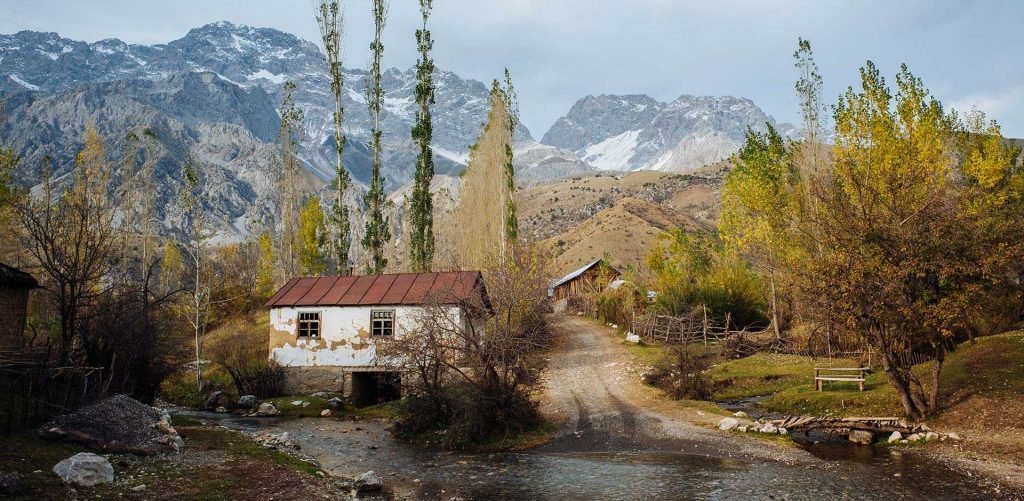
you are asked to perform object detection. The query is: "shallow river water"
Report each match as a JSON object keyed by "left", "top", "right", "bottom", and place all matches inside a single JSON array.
[{"left": 189, "top": 413, "right": 1020, "bottom": 500}]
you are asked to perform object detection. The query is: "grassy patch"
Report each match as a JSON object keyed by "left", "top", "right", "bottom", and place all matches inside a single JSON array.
[
  {"left": 264, "top": 396, "right": 329, "bottom": 418},
  {"left": 454, "top": 420, "right": 559, "bottom": 452},
  {"left": 707, "top": 332, "right": 1024, "bottom": 419},
  {"left": 349, "top": 400, "right": 404, "bottom": 420}
]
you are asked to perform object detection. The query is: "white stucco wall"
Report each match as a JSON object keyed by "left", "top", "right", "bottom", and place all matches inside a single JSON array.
[{"left": 269, "top": 305, "right": 464, "bottom": 368}]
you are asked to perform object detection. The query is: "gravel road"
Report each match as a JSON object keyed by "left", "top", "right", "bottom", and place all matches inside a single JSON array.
[{"left": 536, "top": 314, "right": 813, "bottom": 464}]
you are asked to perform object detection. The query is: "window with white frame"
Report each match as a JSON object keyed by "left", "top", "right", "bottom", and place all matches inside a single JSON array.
[
  {"left": 298, "top": 311, "right": 321, "bottom": 338},
  {"left": 371, "top": 310, "right": 394, "bottom": 337}
]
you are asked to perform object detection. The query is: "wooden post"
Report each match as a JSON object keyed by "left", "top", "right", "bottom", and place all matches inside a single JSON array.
[
  {"left": 702, "top": 304, "right": 709, "bottom": 346},
  {"left": 815, "top": 368, "right": 821, "bottom": 392}
]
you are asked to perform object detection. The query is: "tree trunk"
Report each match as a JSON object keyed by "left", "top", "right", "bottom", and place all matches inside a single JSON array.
[
  {"left": 927, "top": 344, "right": 945, "bottom": 414},
  {"left": 881, "top": 351, "right": 924, "bottom": 420}
]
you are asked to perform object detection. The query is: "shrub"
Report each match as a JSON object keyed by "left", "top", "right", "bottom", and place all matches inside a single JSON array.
[
  {"left": 642, "top": 347, "right": 713, "bottom": 400},
  {"left": 207, "top": 317, "right": 284, "bottom": 399}
]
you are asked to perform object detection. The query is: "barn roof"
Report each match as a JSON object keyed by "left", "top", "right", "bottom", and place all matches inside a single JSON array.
[
  {"left": 549, "top": 259, "right": 618, "bottom": 289},
  {"left": 264, "top": 271, "right": 488, "bottom": 309},
  {"left": 0, "top": 262, "right": 38, "bottom": 288}
]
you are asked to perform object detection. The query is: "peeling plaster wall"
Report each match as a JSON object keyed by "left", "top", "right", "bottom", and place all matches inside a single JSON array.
[{"left": 268, "top": 305, "right": 464, "bottom": 368}]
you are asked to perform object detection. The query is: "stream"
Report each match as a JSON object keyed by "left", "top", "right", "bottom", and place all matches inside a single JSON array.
[{"left": 181, "top": 411, "right": 1019, "bottom": 500}]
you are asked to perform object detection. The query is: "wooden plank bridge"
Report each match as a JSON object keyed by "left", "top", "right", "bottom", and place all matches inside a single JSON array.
[{"left": 768, "top": 415, "right": 926, "bottom": 435}]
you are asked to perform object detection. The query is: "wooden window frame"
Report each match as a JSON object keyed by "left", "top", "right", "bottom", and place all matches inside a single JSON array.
[
  {"left": 370, "top": 309, "right": 395, "bottom": 337},
  {"left": 297, "top": 310, "right": 321, "bottom": 338}
]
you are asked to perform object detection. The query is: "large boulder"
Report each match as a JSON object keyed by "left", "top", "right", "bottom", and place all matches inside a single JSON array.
[
  {"left": 354, "top": 470, "right": 382, "bottom": 492},
  {"left": 888, "top": 431, "right": 903, "bottom": 444},
  {"left": 256, "top": 402, "right": 278, "bottom": 416},
  {"left": 237, "top": 395, "right": 258, "bottom": 409},
  {"left": 39, "top": 395, "right": 181, "bottom": 455},
  {"left": 717, "top": 417, "right": 739, "bottom": 431},
  {"left": 849, "top": 430, "right": 874, "bottom": 445},
  {"left": 203, "top": 391, "right": 224, "bottom": 410},
  {"left": 52, "top": 453, "right": 114, "bottom": 486}
]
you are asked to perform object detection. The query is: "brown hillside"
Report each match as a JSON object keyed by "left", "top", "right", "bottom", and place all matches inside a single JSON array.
[
  {"left": 517, "top": 166, "right": 725, "bottom": 244},
  {"left": 542, "top": 196, "right": 706, "bottom": 274}
]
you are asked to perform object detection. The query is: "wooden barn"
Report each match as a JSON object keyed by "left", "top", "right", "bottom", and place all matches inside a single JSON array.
[
  {"left": 0, "top": 263, "right": 38, "bottom": 350},
  {"left": 548, "top": 259, "right": 621, "bottom": 302}
]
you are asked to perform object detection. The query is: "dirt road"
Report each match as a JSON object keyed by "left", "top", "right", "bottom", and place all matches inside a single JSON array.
[{"left": 537, "top": 314, "right": 811, "bottom": 463}]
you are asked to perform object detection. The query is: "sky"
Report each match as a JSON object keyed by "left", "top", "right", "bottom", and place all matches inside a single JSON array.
[{"left": 3, "top": 0, "right": 1023, "bottom": 138}]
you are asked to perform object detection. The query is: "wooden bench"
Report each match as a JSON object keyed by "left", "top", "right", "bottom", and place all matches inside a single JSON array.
[{"left": 814, "top": 367, "right": 869, "bottom": 392}]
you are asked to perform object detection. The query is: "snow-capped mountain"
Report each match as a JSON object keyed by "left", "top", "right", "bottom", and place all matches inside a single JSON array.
[{"left": 542, "top": 94, "right": 797, "bottom": 173}]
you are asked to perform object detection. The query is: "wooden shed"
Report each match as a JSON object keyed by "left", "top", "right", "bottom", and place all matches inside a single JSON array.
[
  {"left": 548, "top": 260, "right": 621, "bottom": 302},
  {"left": 0, "top": 263, "right": 38, "bottom": 349}
]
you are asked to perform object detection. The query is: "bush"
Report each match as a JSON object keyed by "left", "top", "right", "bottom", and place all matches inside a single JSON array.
[
  {"left": 158, "top": 366, "right": 235, "bottom": 408},
  {"left": 206, "top": 317, "right": 284, "bottom": 399},
  {"left": 642, "top": 347, "right": 714, "bottom": 400}
]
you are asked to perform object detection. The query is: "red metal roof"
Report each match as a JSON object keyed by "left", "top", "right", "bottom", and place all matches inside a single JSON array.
[{"left": 265, "top": 271, "right": 487, "bottom": 308}]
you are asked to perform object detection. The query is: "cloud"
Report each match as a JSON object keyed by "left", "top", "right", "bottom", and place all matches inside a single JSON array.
[{"left": 947, "top": 87, "right": 1024, "bottom": 120}]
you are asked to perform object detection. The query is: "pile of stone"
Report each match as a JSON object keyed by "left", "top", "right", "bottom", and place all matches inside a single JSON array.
[
  {"left": 39, "top": 394, "right": 183, "bottom": 454},
  {"left": 718, "top": 415, "right": 789, "bottom": 435},
  {"left": 886, "top": 429, "right": 963, "bottom": 445}
]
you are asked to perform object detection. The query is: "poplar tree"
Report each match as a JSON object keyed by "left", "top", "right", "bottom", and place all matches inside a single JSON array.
[
  {"left": 408, "top": 0, "right": 435, "bottom": 272},
  {"left": 277, "top": 81, "right": 304, "bottom": 278},
  {"left": 315, "top": 0, "right": 352, "bottom": 274},
  {"left": 362, "top": 0, "right": 390, "bottom": 274},
  {"left": 499, "top": 69, "right": 520, "bottom": 262},
  {"left": 297, "top": 195, "right": 327, "bottom": 276}
]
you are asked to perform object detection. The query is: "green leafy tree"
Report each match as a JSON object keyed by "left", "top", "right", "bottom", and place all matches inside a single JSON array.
[
  {"left": 719, "top": 125, "right": 797, "bottom": 339},
  {"left": 408, "top": 0, "right": 436, "bottom": 272},
  {"left": 298, "top": 196, "right": 327, "bottom": 276},
  {"left": 500, "top": 69, "right": 520, "bottom": 260},
  {"left": 314, "top": 0, "right": 352, "bottom": 274},
  {"left": 362, "top": 0, "right": 391, "bottom": 274}
]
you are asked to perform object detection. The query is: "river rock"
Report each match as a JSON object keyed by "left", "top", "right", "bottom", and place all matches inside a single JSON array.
[
  {"left": 737, "top": 426, "right": 749, "bottom": 433},
  {"left": 760, "top": 423, "right": 778, "bottom": 434},
  {"left": 907, "top": 433, "right": 923, "bottom": 442},
  {"left": 354, "top": 470, "right": 382, "bottom": 492},
  {"left": 310, "top": 391, "right": 331, "bottom": 398},
  {"left": 53, "top": 453, "right": 114, "bottom": 486},
  {"left": 925, "top": 432, "right": 940, "bottom": 442},
  {"left": 888, "top": 431, "right": 903, "bottom": 444},
  {"left": 732, "top": 411, "right": 748, "bottom": 418},
  {"left": 849, "top": 430, "right": 874, "bottom": 445},
  {"left": 717, "top": 417, "right": 739, "bottom": 431},
  {"left": 238, "top": 395, "right": 258, "bottom": 409},
  {"left": 321, "top": 409, "right": 332, "bottom": 417},
  {"left": 946, "top": 432, "right": 962, "bottom": 441},
  {"left": 326, "top": 397, "right": 345, "bottom": 410},
  {"left": 625, "top": 333, "right": 641, "bottom": 344},
  {"left": 778, "top": 427, "right": 788, "bottom": 435},
  {"left": 257, "top": 403, "right": 278, "bottom": 416},
  {"left": 203, "top": 390, "right": 224, "bottom": 410},
  {"left": 0, "top": 472, "right": 21, "bottom": 495}
]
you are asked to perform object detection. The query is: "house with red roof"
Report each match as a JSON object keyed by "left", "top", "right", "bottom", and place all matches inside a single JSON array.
[{"left": 264, "top": 271, "right": 491, "bottom": 403}]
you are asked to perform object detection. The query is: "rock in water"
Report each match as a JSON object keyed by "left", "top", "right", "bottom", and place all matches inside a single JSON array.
[
  {"left": 717, "top": 417, "right": 739, "bottom": 431},
  {"left": 354, "top": 470, "right": 382, "bottom": 492},
  {"left": 39, "top": 395, "right": 181, "bottom": 454},
  {"left": 53, "top": 453, "right": 114, "bottom": 486},
  {"left": 849, "top": 430, "right": 874, "bottom": 445},
  {"left": 238, "top": 395, "right": 258, "bottom": 409},
  {"left": 888, "top": 431, "right": 903, "bottom": 444},
  {"left": 733, "top": 411, "right": 748, "bottom": 418},
  {"left": 257, "top": 402, "right": 278, "bottom": 416}
]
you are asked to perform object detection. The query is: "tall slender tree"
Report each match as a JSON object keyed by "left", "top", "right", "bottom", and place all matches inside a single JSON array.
[
  {"left": 314, "top": 0, "right": 352, "bottom": 274},
  {"left": 277, "top": 81, "right": 304, "bottom": 278},
  {"left": 362, "top": 0, "right": 390, "bottom": 274},
  {"left": 408, "top": 0, "right": 435, "bottom": 272},
  {"left": 499, "top": 69, "right": 520, "bottom": 263}
]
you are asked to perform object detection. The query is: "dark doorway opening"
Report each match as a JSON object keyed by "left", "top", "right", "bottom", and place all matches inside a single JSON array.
[{"left": 350, "top": 371, "right": 401, "bottom": 406}]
